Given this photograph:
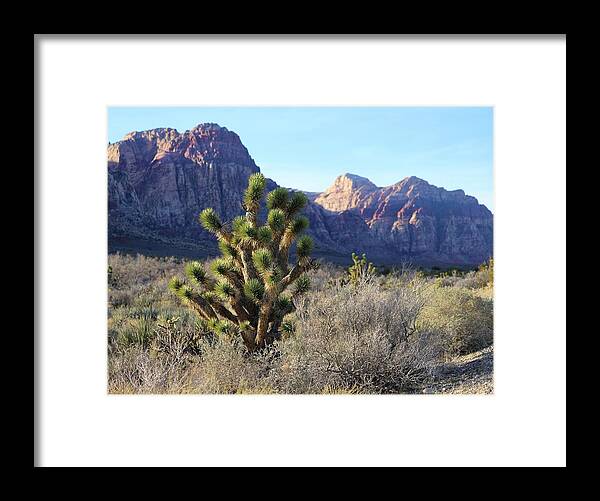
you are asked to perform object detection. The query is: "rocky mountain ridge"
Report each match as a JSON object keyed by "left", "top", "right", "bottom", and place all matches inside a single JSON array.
[{"left": 108, "top": 123, "right": 493, "bottom": 267}]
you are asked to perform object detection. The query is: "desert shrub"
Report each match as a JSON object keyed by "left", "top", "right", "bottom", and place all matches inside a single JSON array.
[
  {"left": 107, "top": 250, "right": 494, "bottom": 394},
  {"left": 108, "top": 253, "right": 182, "bottom": 289},
  {"left": 452, "top": 258, "right": 494, "bottom": 289},
  {"left": 108, "top": 315, "right": 215, "bottom": 393},
  {"left": 107, "top": 345, "right": 195, "bottom": 394},
  {"left": 380, "top": 262, "right": 426, "bottom": 287},
  {"left": 108, "top": 254, "right": 185, "bottom": 309},
  {"left": 108, "top": 303, "right": 204, "bottom": 350},
  {"left": 109, "top": 319, "right": 277, "bottom": 394},
  {"left": 108, "top": 265, "right": 117, "bottom": 287},
  {"left": 307, "top": 260, "right": 345, "bottom": 290},
  {"left": 470, "top": 283, "right": 493, "bottom": 301},
  {"left": 108, "top": 288, "right": 136, "bottom": 308},
  {"left": 275, "top": 280, "right": 437, "bottom": 393},
  {"left": 434, "top": 271, "right": 462, "bottom": 288},
  {"left": 108, "top": 306, "right": 157, "bottom": 350},
  {"left": 479, "top": 257, "right": 494, "bottom": 285},
  {"left": 188, "top": 336, "right": 277, "bottom": 394},
  {"left": 419, "top": 286, "right": 493, "bottom": 356},
  {"left": 150, "top": 316, "right": 207, "bottom": 357},
  {"left": 453, "top": 270, "right": 485, "bottom": 289},
  {"left": 117, "top": 318, "right": 154, "bottom": 349}
]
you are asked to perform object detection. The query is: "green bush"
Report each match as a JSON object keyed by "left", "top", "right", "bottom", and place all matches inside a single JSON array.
[{"left": 419, "top": 286, "right": 493, "bottom": 356}]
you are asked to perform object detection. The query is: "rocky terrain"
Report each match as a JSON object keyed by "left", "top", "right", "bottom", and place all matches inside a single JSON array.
[
  {"left": 108, "top": 123, "right": 493, "bottom": 267},
  {"left": 421, "top": 346, "right": 494, "bottom": 394}
]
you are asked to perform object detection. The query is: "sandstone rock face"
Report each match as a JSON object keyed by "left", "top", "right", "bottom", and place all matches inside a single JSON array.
[
  {"left": 314, "top": 173, "right": 378, "bottom": 211},
  {"left": 108, "top": 123, "right": 493, "bottom": 267},
  {"left": 108, "top": 124, "right": 260, "bottom": 247},
  {"left": 313, "top": 174, "right": 493, "bottom": 266}
]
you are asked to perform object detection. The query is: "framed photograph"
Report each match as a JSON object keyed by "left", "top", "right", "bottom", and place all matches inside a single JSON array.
[{"left": 35, "top": 35, "right": 566, "bottom": 467}]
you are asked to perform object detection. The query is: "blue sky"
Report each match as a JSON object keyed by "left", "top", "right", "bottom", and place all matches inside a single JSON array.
[{"left": 108, "top": 107, "right": 493, "bottom": 210}]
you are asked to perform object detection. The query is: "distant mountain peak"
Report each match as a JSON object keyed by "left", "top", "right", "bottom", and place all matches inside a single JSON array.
[
  {"left": 315, "top": 171, "right": 489, "bottom": 221},
  {"left": 190, "top": 122, "right": 227, "bottom": 133},
  {"left": 122, "top": 127, "right": 179, "bottom": 141},
  {"left": 119, "top": 123, "right": 233, "bottom": 144},
  {"left": 339, "top": 172, "right": 376, "bottom": 184},
  {"left": 398, "top": 175, "right": 427, "bottom": 186},
  {"left": 108, "top": 125, "right": 493, "bottom": 266},
  {"left": 314, "top": 173, "right": 378, "bottom": 212},
  {"left": 335, "top": 173, "right": 378, "bottom": 189}
]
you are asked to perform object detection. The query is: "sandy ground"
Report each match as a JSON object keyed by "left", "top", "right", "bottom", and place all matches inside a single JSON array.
[{"left": 421, "top": 346, "right": 493, "bottom": 394}]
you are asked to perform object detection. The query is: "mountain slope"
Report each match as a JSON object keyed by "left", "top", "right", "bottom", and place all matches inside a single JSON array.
[
  {"left": 314, "top": 174, "right": 493, "bottom": 265},
  {"left": 108, "top": 123, "right": 493, "bottom": 266}
]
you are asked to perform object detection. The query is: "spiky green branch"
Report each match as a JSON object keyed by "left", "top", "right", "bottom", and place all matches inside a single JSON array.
[{"left": 169, "top": 173, "right": 315, "bottom": 351}]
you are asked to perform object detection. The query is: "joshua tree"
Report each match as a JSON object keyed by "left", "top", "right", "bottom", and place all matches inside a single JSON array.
[
  {"left": 168, "top": 173, "right": 315, "bottom": 352},
  {"left": 347, "top": 252, "right": 377, "bottom": 287}
]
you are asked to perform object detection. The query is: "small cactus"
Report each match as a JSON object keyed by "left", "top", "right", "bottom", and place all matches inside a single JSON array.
[{"left": 169, "top": 173, "right": 315, "bottom": 351}]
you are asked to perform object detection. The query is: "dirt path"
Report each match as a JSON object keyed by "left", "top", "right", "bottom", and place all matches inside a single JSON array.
[{"left": 421, "top": 346, "right": 494, "bottom": 394}]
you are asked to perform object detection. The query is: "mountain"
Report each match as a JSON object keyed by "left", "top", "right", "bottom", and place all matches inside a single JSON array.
[
  {"left": 108, "top": 123, "right": 269, "bottom": 256},
  {"left": 108, "top": 123, "right": 493, "bottom": 267},
  {"left": 314, "top": 173, "right": 378, "bottom": 211},
  {"left": 313, "top": 174, "right": 493, "bottom": 265}
]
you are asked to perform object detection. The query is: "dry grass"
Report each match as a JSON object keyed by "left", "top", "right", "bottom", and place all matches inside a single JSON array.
[
  {"left": 107, "top": 254, "right": 493, "bottom": 394},
  {"left": 419, "top": 286, "right": 493, "bottom": 357}
]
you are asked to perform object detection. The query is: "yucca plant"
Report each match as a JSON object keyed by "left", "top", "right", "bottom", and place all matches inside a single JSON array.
[
  {"left": 169, "top": 173, "right": 315, "bottom": 351},
  {"left": 347, "top": 252, "right": 377, "bottom": 287}
]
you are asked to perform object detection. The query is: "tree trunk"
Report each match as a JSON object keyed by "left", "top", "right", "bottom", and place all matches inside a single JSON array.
[{"left": 254, "top": 301, "right": 273, "bottom": 348}]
